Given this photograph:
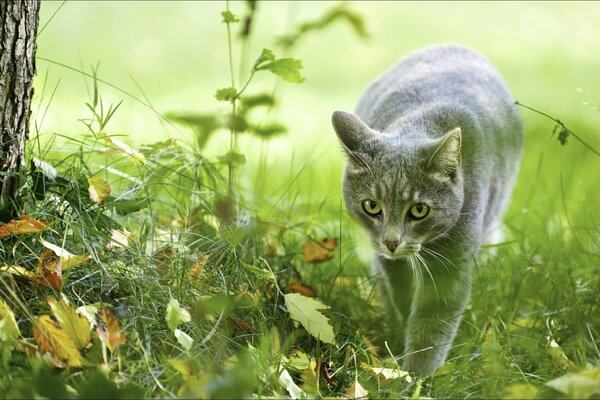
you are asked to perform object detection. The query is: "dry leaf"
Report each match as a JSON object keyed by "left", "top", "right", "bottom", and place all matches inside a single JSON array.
[
  {"left": 96, "top": 305, "right": 127, "bottom": 352},
  {"left": 286, "top": 280, "right": 317, "bottom": 298},
  {"left": 87, "top": 176, "right": 111, "bottom": 205},
  {"left": 99, "top": 132, "right": 147, "bottom": 164},
  {"left": 47, "top": 295, "right": 91, "bottom": 349},
  {"left": 36, "top": 249, "right": 62, "bottom": 291},
  {"left": 345, "top": 381, "right": 369, "bottom": 399},
  {"left": 40, "top": 239, "right": 91, "bottom": 271},
  {"left": 303, "top": 238, "right": 337, "bottom": 263},
  {"left": 0, "top": 214, "right": 48, "bottom": 238},
  {"left": 33, "top": 315, "right": 82, "bottom": 368},
  {"left": 188, "top": 254, "right": 208, "bottom": 278},
  {"left": 107, "top": 228, "right": 132, "bottom": 250}
]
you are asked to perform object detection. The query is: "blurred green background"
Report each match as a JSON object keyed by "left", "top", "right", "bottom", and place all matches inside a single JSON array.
[{"left": 34, "top": 1, "right": 600, "bottom": 230}]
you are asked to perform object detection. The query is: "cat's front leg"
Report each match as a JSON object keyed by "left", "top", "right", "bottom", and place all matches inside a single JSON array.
[{"left": 403, "top": 251, "right": 473, "bottom": 376}]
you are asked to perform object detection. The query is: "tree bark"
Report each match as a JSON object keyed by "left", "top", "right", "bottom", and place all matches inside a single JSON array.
[{"left": 0, "top": 1, "right": 39, "bottom": 221}]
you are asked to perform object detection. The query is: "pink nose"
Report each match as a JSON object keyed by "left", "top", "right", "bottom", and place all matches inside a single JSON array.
[{"left": 385, "top": 241, "right": 399, "bottom": 253}]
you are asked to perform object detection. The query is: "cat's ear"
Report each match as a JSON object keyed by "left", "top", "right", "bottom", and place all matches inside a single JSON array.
[
  {"left": 331, "top": 111, "right": 375, "bottom": 153},
  {"left": 427, "top": 127, "right": 462, "bottom": 178}
]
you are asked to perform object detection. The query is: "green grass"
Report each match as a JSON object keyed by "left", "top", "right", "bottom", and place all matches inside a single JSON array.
[{"left": 1, "top": 1, "right": 600, "bottom": 398}]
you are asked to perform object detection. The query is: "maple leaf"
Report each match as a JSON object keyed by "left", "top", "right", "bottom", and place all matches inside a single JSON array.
[
  {"left": 33, "top": 315, "right": 83, "bottom": 368},
  {"left": 96, "top": 305, "right": 127, "bottom": 352},
  {"left": 0, "top": 214, "right": 48, "bottom": 238},
  {"left": 88, "top": 176, "right": 111, "bottom": 205},
  {"left": 303, "top": 238, "right": 338, "bottom": 263},
  {"left": 0, "top": 298, "right": 21, "bottom": 341},
  {"left": 40, "top": 239, "right": 91, "bottom": 271},
  {"left": 47, "top": 295, "right": 91, "bottom": 349},
  {"left": 35, "top": 248, "right": 62, "bottom": 291}
]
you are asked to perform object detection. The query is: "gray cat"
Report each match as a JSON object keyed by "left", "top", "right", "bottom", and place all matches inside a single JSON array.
[{"left": 332, "top": 44, "right": 522, "bottom": 375}]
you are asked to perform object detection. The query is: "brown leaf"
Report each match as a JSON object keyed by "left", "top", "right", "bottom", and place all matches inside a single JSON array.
[
  {"left": 40, "top": 239, "right": 91, "bottom": 271},
  {"left": 47, "top": 295, "right": 91, "bottom": 349},
  {"left": 232, "top": 316, "right": 254, "bottom": 332},
  {"left": 286, "top": 280, "right": 317, "bottom": 298},
  {"left": 303, "top": 238, "right": 338, "bottom": 263},
  {"left": 96, "top": 305, "right": 127, "bottom": 352},
  {"left": 0, "top": 214, "right": 48, "bottom": 238},
  {"left": 36, "top": 248, "right": 62, "bottom": 291},
  {"left": 188, "top": 254, "right": 208, "bottom": 278},
  {"left": 33, "top": 315, "right": 82, "bottom": 368}
]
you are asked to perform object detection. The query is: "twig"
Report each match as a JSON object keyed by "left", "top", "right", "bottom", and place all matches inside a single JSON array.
[{"left": 515, "top": 100, "right": 600, "bottom": 158}]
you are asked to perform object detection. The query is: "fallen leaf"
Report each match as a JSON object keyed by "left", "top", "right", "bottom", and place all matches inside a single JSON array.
[
  {"left": 174, "top": 328, "right": 193, "bottom": 350},
  {"left": 99, "top": 132, "right": 147, "bottom": 164},
  {"left": 33, "top": 315, "right": 82, "bottom": 368},
  {"left": 502, "top": 383, "right": 539, "bottom": 399},
  {"left": 107, "top": 228, "right": 132, "bottom": 250},
  {"left": 345, "top": 381, "right": 369, "bottom": 399},
  {"left": 303, "top": 238, "right": 337, "bottom": 263},
  {"left": 96, "top": 306, "right": 127, "bottom": 352},
  {"left": 166, "top": 298, "right": 191, "bottom": 332},
  {"left": 284, "top": 293, "right": 335, "bottom": 344},
  {"left": 36, "top": 249, "right": 62, "bottom": 291},
  {"left": 40, "top": 239, "right": 91, "bottom": 271},
  {"left": 546, "top": 368, "right": 600, "bottom": 399},
  {"left": 371, "top": 367, "right": 412, "bottom": 383},
  {"left": 300, "top": 357, "right": 319, "bottom": 394},
  {"left": 286, "top": 280, "right": 317, "bottom": 298},
  {"left": 0, "top": 298, "right": 21, "bottom": 341},
  {"left": 47, "top": 295, "right": 91, "bottom": 349},
  {"left": 88, "top": 176, "right": 111, "bottom": 205},
  {"left": 187, "top": 254, "right": 208, "bottom": 278},
  {"left": 0, "top": 214, "right": 48, "bottom": 238},
  {"left": 278, "top": 368, "right": 306, "bottom": 399}
]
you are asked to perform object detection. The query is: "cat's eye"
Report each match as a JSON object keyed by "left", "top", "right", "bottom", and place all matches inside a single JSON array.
[
  {"left": 362, "top": 200, "right": 382, "bottom": 216},
  {"left": 409, "top": 203, "right": 429, "bottom": 219}
]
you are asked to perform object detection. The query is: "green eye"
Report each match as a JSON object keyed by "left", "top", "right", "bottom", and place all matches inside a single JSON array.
[
  {"left": 409, "top": 203, "right": 429, "bottom": 219},
  {"left": 362, "top": 200, "right": 382, "bottom": 216}
]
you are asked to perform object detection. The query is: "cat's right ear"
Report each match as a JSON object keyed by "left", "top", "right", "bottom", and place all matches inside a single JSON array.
[{"left": 331, "top": 111, "right": 374, "bottom": 153}]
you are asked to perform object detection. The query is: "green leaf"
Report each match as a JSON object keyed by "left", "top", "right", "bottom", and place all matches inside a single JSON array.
[
  {"left": 166, "top": 113, "right": 221, "bottom": 149},
  {"left": 218, "top": 151, "right": 246, "bottom": 167},
  {"left": 253, "top": 48, "right": 275, "bottom": 69},
  {"left": 545, "top": 368, "right": 600, "bottom": 399},
  {"left": 107, "top": 197, "right": 152, "bottom": 215},
  {"left": 166, "top": 298, "right": 191, "bottom": 332},
  {"left": 252, "top": 123, "right": 287, "bottom": 139},
  {"left": 257, "top": 58, "right": 305, "bottom": 83},
  {"left": 215, "top": 87, "right": 238, "bottom": 102},
  {"left": 0, "top": 298, "right": 20, "bottom": 342},
  {"left": 240, "top": 93, "right": 275, "bottom": 109},
  {"left": 221, "top": 10, "right": 240, "bottom": 23},
  {"left": 174, "top": 329, "right": 193, "bottom": 350},
  {"left": 284, "top": 293, "right": 335, "bottom": 344}
]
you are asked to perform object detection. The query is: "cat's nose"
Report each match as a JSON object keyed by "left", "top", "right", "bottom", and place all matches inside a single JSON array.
[{"left": 384, "top": 240, "right": 399, "bottom": 253}]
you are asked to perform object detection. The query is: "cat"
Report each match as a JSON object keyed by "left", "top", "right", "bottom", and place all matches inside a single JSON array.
[{"left": 331, "top": 44, "right": 523, "bottom": 375}]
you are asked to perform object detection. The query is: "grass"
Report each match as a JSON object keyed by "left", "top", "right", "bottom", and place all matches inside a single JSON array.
[{"left": 1, "top": 1, "right": 600, "bottom": 398}]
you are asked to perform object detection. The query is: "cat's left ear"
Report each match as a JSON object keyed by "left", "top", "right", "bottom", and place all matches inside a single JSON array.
[
  {"left": 331, "top": 111, "right": 375, "bottom": 153},
  {"left": 427, "top": 127, "right": 462, "bottom": 178}
]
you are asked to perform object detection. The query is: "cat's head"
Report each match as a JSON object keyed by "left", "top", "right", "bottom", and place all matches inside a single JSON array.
[{"left": 332, "top": 111, "right": 464, "bottom": 260}]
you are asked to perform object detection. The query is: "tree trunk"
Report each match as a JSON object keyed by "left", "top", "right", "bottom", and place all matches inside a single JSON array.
[{"left": 0, "top": 1, "right": 39, "bottom": 221}]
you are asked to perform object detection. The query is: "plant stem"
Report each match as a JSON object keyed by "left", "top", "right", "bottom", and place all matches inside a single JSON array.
[
  {"left": 225, "top": 0, "right": 236, "bottom": 197},
  {"left": 515, "top": 100, "right": 600, "bottom": 158}
]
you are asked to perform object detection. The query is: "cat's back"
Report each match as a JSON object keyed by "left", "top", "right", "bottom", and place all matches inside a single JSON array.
[{"left": 356, "top": 44, "right": 520, "bottom": 136}]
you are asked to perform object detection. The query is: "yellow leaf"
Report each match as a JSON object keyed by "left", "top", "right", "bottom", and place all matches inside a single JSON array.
[
  {"left": 40, "top": 239, "right": 91, "bottom": 271},
  {"left": 284, "top": 293, "right": 335, "bottom": 344},
  {"left": 303, "top": 238, "right": 337, "bottom": 263},
  {"left": 371, "top": 367, "right": 412, "bottom": 383},
  {"left": 33, "top": 315, "right": 82, "bottom": 368},
  {"left": 87, "top": 175, "right": 111, "bottom": 205},
  {"left": 345, "top": 381, "right": 369, "bottom": 399},
  {"left": 0, "top": 298, "right": 20, "bottom": 341},
  {"left": 96, "top": 305, "right": 127, "bottom": 352},
  {"left": 107, "top": 228, "right": 132, "bottom": 250},
  {"left": 47, "top": 295, "right": 91, "bottom": 349},
  {"left": 99, "top": 132, "right": 146, "bottom": 164},
  {"left": 0, "top": 213, "right": 48, "bottom": 238}
]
